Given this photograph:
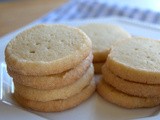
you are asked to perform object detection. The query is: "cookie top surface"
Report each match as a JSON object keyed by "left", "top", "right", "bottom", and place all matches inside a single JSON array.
[
  {"left": 109, "top": 37, "right": 160, "bottom": 72},
  {"left": 79, "top": 23, "right": 131, "bottom": 62},
  {"left": 5, "top": 24, "right": 92, "bottom": 75},
  {"left": 107, "top": 37, "right": 160, "bottom": 84}
]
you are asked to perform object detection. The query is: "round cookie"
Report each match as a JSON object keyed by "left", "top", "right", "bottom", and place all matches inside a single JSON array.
[
  {"left": 93, "top": 62, "right": 104, "bottom": 74},
  {"left": 14, "top": 80, "right": 96, "bottom": 112},
  {"left": 107, "top": 37, "right": 160, "bottom": 84},
  {"left": 79, "top": 23, "right": 131, "bottom": 62},
  {"left": 5, "top": 24, "right": 92, "bottom": 75},
  {"left": 14, "top": 65, "right": 94, "bottom": 102},
  {"left": 97, "top": 80, "right": 160, "bottom": 109},
  {"left": 102, "top": 66, "right": 160, "bottom": 97},
  {"left": 8, "top": 53, "right": 93, "bottom": 89}
]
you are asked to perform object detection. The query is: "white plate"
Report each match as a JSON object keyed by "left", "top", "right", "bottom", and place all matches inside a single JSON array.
[{"left": 1, "top": 17, "right": 160, "bottom": 120}]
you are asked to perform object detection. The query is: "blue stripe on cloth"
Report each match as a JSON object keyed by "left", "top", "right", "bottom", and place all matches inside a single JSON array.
[
  {"left": 92, "top": 3, "right": 107, "bottom": 17},
  {"left": 40, "top": 7, "right": 62, "bottom": 22},
  {"left": 87, "top": 2, "right": 104, "bottom": 18},
  {"left": 69, "top": 1, "right": 95, "bottom": 19},
  {"left": 39, "top": 1, "right": 73, "bottom": 23},
  {"left": 58, "top": 4, "right": 79, "bottom": 21},
  {"left": 38, "top": 0, "right": 160, "bottom": 25},
  {"left": 53, "top": 1, "right": 77, "bottom": 21},
  {"left": 104, "top": 4, "right": 118, "bottom": 16},
  {"left": 140, "top": 10, "right": 151, "bottom": 21},
  {"left": 128, "top": 8, "right": 140, "bottom": 18},
  {"left": 82, "top": 2, "right": 102, "bottom": 18},
  {"left": 96, "top": 3, "right": 108, "bottom": 17},
  {"left": 117, "top": 6, "right": 128, "bottom": 16},
  {"left": 152, "top": 13, "right": 160, "bottom": 23}
]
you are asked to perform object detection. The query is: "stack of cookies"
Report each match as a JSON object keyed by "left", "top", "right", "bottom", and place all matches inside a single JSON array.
[
  {"left": 5, "top": 24, "right": 96, "bottom": 112},
  {"left": 79, "top": 23, "right": 131, "bottom": 74},
  {"left": 97, "top": 37, "right": 160, "bottom": 108}
]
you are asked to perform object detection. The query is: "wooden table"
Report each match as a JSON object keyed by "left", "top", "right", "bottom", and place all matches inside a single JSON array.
[{"left": 0, "top": 0, "right": 68, "bottom": 37}]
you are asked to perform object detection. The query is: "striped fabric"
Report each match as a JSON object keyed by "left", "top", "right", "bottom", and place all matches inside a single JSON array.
[{"left": 39, "top": 0, "right": 160, "bottom": 24}]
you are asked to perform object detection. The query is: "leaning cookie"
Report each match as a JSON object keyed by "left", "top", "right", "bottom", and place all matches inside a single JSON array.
[
  {"left": 79, "top": 23, "right": 131, "bottom": 62},
  {"left": 97, "top": 80, "right": 160, "bottom": 109},
  {"left": 5, "top": 24, "right": 92, "bottom": 75},
  {"left": 14, "top": 80, "right": 96, "bottom": 112},
  {"left": 14, "top": 65, "right": 94, "bottom": 102},
  {"left": 8, "top": 53, "right": 93, "bottom": 89},
  {"left": 102, "top": 66, "right": 160, "bottom": 97}
]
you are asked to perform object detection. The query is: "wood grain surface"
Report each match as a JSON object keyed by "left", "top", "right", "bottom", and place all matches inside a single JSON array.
[{"left": 0, "top": 0, "right": 68, "bottom": 37}]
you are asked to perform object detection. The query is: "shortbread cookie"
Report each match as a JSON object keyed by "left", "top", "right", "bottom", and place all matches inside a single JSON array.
[
  {"left": 93, "top": 62, "right": 103, "bottom": 74},
  {"left": 8, "top": 53, "right": 93, "bottom": 89},
  {"left": 102, "top": 66, "right": 160, "bottom": 97},
  {"left": 79, "top": 23, "right": 131, "bottom": 62},
  {"left": 14, "top": 80, "right": 96, "bottom": 112},
  {"left": 14, "top": 65, "right": 94, "bottom": 102},
  {"left": 107, "top": 37, "right": 160, "bottom": 84},
  {"left": 97, "top": 80, "right": 160, "bottom": 109},
  {"left": 5, "top": 24, "right": 92, "bottom": 75}
]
